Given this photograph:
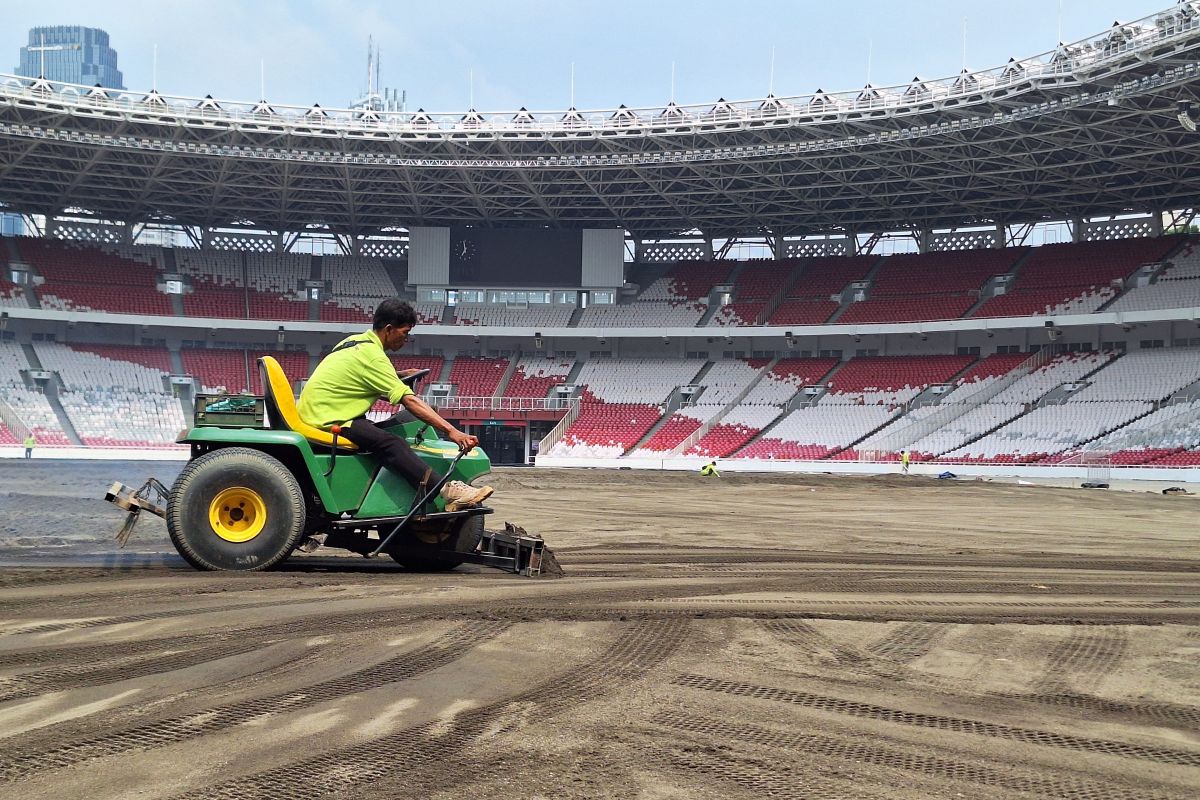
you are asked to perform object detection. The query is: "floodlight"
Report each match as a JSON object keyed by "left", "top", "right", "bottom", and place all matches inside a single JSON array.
[{"left": 1179, "top": 101, "right": 1197, "bottom": 132}]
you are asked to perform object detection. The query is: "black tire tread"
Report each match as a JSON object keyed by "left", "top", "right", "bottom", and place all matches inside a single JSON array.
[{"left": 167, "top": 447, "right": 307, "bottom": 572}]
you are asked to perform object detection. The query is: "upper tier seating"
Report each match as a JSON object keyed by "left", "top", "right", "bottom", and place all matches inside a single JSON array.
[
  {"left": 453, "top": 305, "right": 574, "bottom": 328},
  {"left": 577, "top": 301, "right": 706, "bottom": 328},
  {"left": 0, "top": 274, "right": 28, "bottom": 308},
  {"left": 974, "top": 238, "right": 1177, "bottom": 318},
  {"left": 245, "top": 253, "right": 309, "bottom": 320},
  {"left": 707, "top": 300, "right": 768, "bottom": 327},
  {"left": 1106, "top": 241, "right": 1200, "bottom": 313},
  {"left": 448, "top": 356, "right": 510, "bottom": 397},
  {"left": 987, "top": 351, "right": 1114, "bottom": 404},
  {"left": 504, "top": 356, "right": 575, "bottom": 398},
  {"left": 319, "top": 256, "right": 397, "bottom": 322},
  {"left": 839, "top": 248, "right": 1026, "bottom": 324},
  {"left": 731, "top": 261, "right": 797, "bottom": 299},
  {"left": 413, "top": 302, "right": 445, "bottom": 325},
  {"left": 786, "top": 256, "right": 878, "bottom": 299},
  {"left": 20, "top": 237, "right": 173, "bottom": 316},
  {"left": 638, "top": 261, "right": 733, "bottom": 301},
  {"left": 1068, "top": 348, "right": 1200, "bottom": 402}
]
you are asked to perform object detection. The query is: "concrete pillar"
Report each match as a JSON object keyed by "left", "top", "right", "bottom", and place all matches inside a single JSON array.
[
  {"left": 995, "top": 221, "right": 1006, "bottom": 249},
  {"left": 772, "top": 236, "right": 786, "bottom": 260},
  {"left": 918, "top": 228, "right": 932, "bottom": 254},
  {"left": 1150, "top": 211, "right": 1163, "bottom": 237},
  {"left": 702, "top": 237, "right": 715, "bottom": 260},
  {"left": 1071, "top": 217, "right": 1085, "bottom": 243}
]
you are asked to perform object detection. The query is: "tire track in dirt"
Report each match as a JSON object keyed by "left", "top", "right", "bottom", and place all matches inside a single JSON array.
[
  {"left": 1003, "top": 691, "right": 1200, "bottom": 731},
  {"left": 645, "top": 711, "right": 1190, "bottom": 800},
  {"left": 1035, "top": 628, "right": 1129, "bottom": 693},
  {"left": 757, "top": 619, "right": 869, "bottom": 667},
  {"left": 0, "top": 599, "right": 302, "bottom": 637},
  {"left": 670, "top": 674, "right": 1200, "bottom": 767},
  {"left": 171, "top": 619, "right": 691, "bottom": 800},
  {"left": 637, "top": 739, "right": 889, "bottom": 800},
  {"left": 866, "top": 623, "right": 947, "bottom": 664},
  {"left": 0, "top": 621, "right": 510, "bottom": 783},
  {"left": 0, "top": 637, "right": 277, "bottom": 703}
]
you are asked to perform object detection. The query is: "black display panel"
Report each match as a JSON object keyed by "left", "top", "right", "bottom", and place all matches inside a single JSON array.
[{"left": 449, "top": 227, "right": 582, "bottom": 286}]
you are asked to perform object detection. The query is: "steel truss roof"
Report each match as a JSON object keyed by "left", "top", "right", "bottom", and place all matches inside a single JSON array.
[{"left": 2, "top": 4, "right": 1200, "bottom": 239}]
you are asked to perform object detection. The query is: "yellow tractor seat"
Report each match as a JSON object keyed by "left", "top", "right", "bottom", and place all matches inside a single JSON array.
[{"left": 258, "top": 356, "right": 359, "bottom": 451}]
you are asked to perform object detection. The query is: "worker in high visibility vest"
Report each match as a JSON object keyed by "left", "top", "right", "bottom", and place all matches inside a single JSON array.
[
  {"left": 23, "top": 434, "right": 35, "bottom": 460},
  {"left": 700, "top": 460, "right": 720, "bottom": 477},
  {"left": 900, "top": 450, "right": 911, "bottom": 475}
]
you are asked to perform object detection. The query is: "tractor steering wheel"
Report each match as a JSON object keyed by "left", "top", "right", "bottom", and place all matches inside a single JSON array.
[{"left": 400, "top": 368, "right": 431, "bottom": 389}]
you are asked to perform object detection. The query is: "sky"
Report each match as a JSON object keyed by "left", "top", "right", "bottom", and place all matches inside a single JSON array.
[{"left": 1, "top": 0, "right": 1176, "bottom": 112}]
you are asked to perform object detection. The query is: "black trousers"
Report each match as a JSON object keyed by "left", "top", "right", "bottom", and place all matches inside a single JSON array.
[{"left": 342, "top": 417, "right": 433, "bottom": 490}]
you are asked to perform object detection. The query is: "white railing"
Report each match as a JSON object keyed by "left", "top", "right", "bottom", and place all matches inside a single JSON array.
[
  {"left": 858, "top": 348, "right": 1054, "bottom": 458},
  {"left": 533, "top": 398, "right": 582, "bottom": 456},
  {"left": 426, "top": 395, "right": 574, "bottom": 412},
  {"left": 0, "top": 397, "right": 31, "bottom": 440},
  {"left": 0, "top": 5, "right": 1193, "bottom": 134}
]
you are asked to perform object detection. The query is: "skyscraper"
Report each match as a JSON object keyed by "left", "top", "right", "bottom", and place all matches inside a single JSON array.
[{"left": 16, "top": 26, "right": 124, "bottom": 89}]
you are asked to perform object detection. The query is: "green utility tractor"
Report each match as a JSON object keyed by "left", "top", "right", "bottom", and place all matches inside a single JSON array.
[{"left": 105, "top": 356, "right": 551, "bottom": 575}]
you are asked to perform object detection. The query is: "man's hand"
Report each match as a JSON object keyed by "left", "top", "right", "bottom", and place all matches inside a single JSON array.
[{"left": 448, "top": 430, "right": 479, "bottom": 452}]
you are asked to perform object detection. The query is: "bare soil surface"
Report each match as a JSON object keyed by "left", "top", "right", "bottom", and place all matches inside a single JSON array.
[{"left": 0, "top": 461, "right": 1197, "bottom": 799}]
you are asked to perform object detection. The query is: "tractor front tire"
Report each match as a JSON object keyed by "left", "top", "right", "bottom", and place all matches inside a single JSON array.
[{"left": 167, "top": 447, "right": 307, "bottom": 571}]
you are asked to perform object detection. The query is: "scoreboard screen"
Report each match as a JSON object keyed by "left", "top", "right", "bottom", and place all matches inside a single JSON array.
[{"left": 448, "top": 227, "right": 583, "bottom": 286}]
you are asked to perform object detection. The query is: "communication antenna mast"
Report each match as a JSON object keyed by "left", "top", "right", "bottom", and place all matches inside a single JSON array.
[
  {"left": 39, "top": 33, "right": 46, "bottom": 78},
  {"left": 570, "top": 61, "right": 575, "bottom": 107},
  {"left": 867, "top": 38, "right": 873, "bottom": 85},
  {"left": 769, "top": 46, "right": 776, "bottom": 95},
  {"left": 670, "top": 60, "right": 676, "bottom": 103}
]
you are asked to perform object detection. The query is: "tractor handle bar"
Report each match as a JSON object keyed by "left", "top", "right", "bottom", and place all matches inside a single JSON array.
[{"left": 367, "top": 448, "right": 469, "bottom": 558}]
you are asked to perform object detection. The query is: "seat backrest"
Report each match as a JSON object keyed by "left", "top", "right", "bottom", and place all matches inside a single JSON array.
[{"left": 258, "top": 356, "right": 358, "bottom": 450}]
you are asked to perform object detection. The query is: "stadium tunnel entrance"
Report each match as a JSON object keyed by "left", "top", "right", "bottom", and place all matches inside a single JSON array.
[{"left": 451, "top": 419, "right": 558, "bottom": 465}]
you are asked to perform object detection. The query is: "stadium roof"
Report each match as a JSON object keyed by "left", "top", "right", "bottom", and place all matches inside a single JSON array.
[{"left": 1, "top": 3, "right": 1200, "bottom": 239}]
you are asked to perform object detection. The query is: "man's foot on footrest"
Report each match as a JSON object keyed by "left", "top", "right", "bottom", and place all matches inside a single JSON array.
[{"left": 442, "top": 480, "right": 494, "bottom": 511}]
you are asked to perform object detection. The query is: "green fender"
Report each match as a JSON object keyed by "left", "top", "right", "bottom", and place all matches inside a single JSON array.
[{"left": 180, "top": 425, "right": 492, "bottom": 518}]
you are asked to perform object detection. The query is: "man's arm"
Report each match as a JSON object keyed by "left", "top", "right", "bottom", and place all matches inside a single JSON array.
[{"left": 399, "top": 393, "right": 479, "bottom": 452}]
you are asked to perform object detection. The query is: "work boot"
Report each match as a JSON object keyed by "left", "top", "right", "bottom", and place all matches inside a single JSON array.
[{"left": 441, "top": 480, "right": 494, "bottom": 511}]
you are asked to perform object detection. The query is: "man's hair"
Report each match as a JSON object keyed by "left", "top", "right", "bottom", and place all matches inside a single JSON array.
[{"left": 373, "top": 298, "right": 418, "bottom": 330}]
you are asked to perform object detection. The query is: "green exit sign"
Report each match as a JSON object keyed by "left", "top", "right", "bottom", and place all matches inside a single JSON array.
[{"left": 482, "top": 419, "right": 504, "bottom": 427}]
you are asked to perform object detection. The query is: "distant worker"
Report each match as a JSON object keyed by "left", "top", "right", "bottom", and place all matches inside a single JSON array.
[
  {"left": 900, "top": 449, "right": 911, "bottom": 475},
  {"left": 700, "top": 460, "right": 721, "bottom": 477},
  {"left": 298, "top": 298, "right": 493, "bottom": 510},
  {"left": 23, "top": 433, "right": 35, "bottom": 459}
]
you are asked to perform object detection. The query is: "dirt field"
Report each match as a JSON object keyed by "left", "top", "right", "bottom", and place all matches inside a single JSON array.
[{"left": 0, "top": 460, "right": 1197, "bottom": 799}]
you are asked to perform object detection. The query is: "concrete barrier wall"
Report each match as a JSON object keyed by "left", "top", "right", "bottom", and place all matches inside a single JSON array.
[{"left": 535, "top": 455, "right": 1200, "bottom": 483}]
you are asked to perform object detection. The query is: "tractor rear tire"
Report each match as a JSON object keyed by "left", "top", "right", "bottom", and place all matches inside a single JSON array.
[
  {"left": 167, "top": 447, "right": 307, "bottom": 571},
  {"left": 388, "top": 514, "right": 483, "bottom": 572}
]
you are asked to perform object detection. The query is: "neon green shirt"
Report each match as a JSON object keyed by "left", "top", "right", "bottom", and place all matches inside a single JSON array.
[
  {"left": 700, "top": 464, "right": 720, "bottom": 476},
  {"left": 298, "top": 329, "right": 413, "bottom": 428},
  {"left": 23, "top": 436, "right": 35, "bottom": 448}
]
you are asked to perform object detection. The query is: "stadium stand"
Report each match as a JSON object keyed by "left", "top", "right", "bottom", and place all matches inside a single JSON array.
[
  {"left": 1106, "top": 241, "right": 1200, "bottom": 312},
  {"left": 245, "top": 252, "right": 309, "bottom": 320},
  {"left": 447, "top": 356, "right": 510, "bottom": 397},
  {"left": 736, "top": 404, "right": 899, "bottom": 461},
  {"left": 29, "top": 342, "right": 185, "bottom": 447},
  {"left": 504, "top": 356, "right": 575, "bottom": 398},
  {"left": 765, "top": 256, "right": 877, "bottom": 325},
  {"left": 453, "top": 304, "right": 574, "bottom": 328},
  {"left": 0, "top": 342, "right": 71, "bottom": 445},
  {"left": 684, "top": 404, "right": 783, "bottom": 457},
  {"left": 20, "top": 237, "right": 173, "bottom": 316},
  {"left": 182, "top": 348, "right": 250, "bottom": 394},
  {"left": 974, "top": 238, "right": 1177, "bottom": 318},
  {"left": 0, "top": 273, "right": 28, "bottom": 308},
  {"left": 838, "top": 248, "right": 1026, "bottom": 324},
  {"left": 823, "top": 354, "right": 975, "bottom": 407},
  {"left": 546, "top": 358, "right": 704, "bottom": 457},
  {"left": 176, "top": 250, "right": 248, "bottom": 319},
  {"left": 319, "top": 255, "right": 398, "bottom": 322}
]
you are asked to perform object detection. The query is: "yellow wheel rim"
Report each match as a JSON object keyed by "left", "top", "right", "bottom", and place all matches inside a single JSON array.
[{"left": 208, "top": 487, "right": 268, "bottom": 543}]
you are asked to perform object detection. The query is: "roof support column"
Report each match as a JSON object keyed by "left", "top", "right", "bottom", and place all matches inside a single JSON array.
[
  {"left": 918, "top": 228, "right": 932, "bottom": 254},
  {"left": 1070, "top": 217, "right": 1085, "bottom": 243},
  {"left": 994, "top": 221, "right": 1005, "bottom": 249},
  {"left": 772, "top": 236, "right": 786, "bottom": 259},
  {"left": 1150, "top": 210, "right": 1164, "bottom": 237}
]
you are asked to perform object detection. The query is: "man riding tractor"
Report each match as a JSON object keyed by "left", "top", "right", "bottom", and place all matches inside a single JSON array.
[{"left": 298, "top": 298, "right": 494, "bottom": 511}]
